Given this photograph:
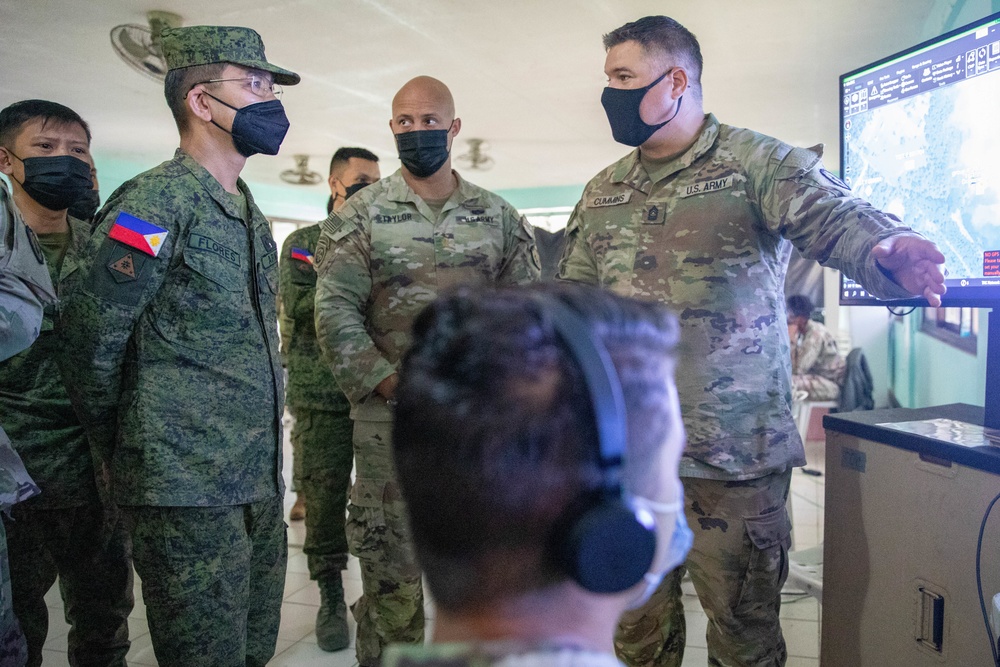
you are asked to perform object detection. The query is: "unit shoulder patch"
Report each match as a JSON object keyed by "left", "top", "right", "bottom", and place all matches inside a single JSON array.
[{"left": 108, "top": 211, "right": 169, "bottom": 257}]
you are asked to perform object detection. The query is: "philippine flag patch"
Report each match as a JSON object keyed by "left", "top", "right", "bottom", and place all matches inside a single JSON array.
[
  {"left": 109, "top": 212, "right": 169, "bottom": 258},
  {"left": 290, "top": 247, "right": 314, "bottom": 264}
]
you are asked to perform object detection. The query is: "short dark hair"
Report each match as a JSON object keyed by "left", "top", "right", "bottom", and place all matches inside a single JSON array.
[
  {"left": 604, "top": 16, "right": 703, "bottom": 92},
  {"left": 327, "top": 147, "right": 380, "bottom": 212},
  {"left": 0, "top": 99, "right": 91, "bottom": 150},
  {"left": 328, "top": 146, "right": 379, "bottom": 176},
  {"left": 394, "top": 283, "right": 680, "bottom": 612},
  {"left": 163, "top": 63, "right": 226, "bottom": 132},
  {"left": 787, "top": 294, "right": 814, "bottom": 319}
]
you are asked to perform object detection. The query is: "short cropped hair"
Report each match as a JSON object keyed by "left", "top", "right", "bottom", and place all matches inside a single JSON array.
[
  {"left": 0, "top": 99, "right": 91, "bottom": 150},
  {"left": 163, "top": 63, "right": 226, "bottom": 132},
  {"left": 604, "top": 16, "right": 703, "bottom": 93},
  {"left": 394, "top": 283, "right": 680, "bottom": 612},
  {"left": 328, "top": 146, "right": 379, "bottom": 176},
  {"left": 326, "top": 147, "right": 379, "bottom": 213},
  {"left": 786, "top": 294, "right": 814, "bottom": 319}
]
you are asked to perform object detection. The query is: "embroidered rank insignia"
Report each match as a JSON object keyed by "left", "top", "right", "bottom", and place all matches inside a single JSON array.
[
  {"left": 108, "top": 252, "right": 137, "bottom": 282},
  {"left": 647, "top": 205, "right": 659, "bottom": 222},
  {"left": 108, "top": 212, "right": 168, "bottom": 257},
  {"left": 291, "top": 247, "right": 314, "bottom": 265}
]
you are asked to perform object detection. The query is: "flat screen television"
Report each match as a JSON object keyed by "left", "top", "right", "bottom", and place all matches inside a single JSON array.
[{"left": 839, "top": 11, "right": 1000, "bottom": 308}]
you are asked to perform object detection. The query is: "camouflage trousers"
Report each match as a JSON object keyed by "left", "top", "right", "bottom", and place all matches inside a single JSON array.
[
  {"left": 792, "top": 374, "right": 840, "bottom": 402},
  {"left": 124, "top": 496, "right": 287, "bottom": 667},
  {"left": 3, "top": 502, "right": 133, "bottom": 667},
  {"left": 349, "top": 417, "right": 425, "bottom": 667},
  {"left": 616, "top": 469, "right": 793, "bottom": 667},
  {"left": 289, "top": 404, "right": 354, "bottom": 578},
  {"left": 0, "top": 518, "right": 27, "bottom": 667}
]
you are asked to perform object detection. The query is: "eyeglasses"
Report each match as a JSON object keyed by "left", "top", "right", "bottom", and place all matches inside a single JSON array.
[{"left": 194, "top": 75, "right": 282, "bottom": 99}]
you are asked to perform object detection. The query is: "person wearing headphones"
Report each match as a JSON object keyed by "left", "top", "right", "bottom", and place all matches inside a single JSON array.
[{"left": 386, "top": 282, "right": 691, "bottom": 667}]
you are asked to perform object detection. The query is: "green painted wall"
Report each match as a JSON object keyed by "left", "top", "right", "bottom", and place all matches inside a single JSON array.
[
  {"left": 888, "top": 310, "right": 988, "bottom": 408},
  {"left": 93, "top": 151, "right": 585, "bottom": 221}
]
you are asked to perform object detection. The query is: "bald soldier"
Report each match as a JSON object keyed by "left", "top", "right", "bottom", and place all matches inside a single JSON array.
[
  {"left": 558, "top": 15, "right": 946, "bottom": 667},
  {"left": 314, "top": 76, "right": 540, "bottom": 666}
]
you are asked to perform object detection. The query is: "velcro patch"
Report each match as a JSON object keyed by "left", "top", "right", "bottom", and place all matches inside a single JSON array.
[
  {"left": 588, "top": 192, "right": 633, "bottom": 208},
  {"left": 679, "top": 175, "right": 734, "bottom": 198},
  {"left": 108, "top": 211, "right": 168, "bottom": 257},
  {"left": 108, "top": 252, "right": 137, "bottom": 282},
  {"left": 103, "top": 244, "right": 148, "bottom": 290},
  {"left": 187, "top": 233, "right": 241, "bottom": 267}
]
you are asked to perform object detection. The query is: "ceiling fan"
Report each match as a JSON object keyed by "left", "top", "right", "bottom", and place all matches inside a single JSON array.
[{"left": 110, "top": 11, "right": 182, "bottom": 82}]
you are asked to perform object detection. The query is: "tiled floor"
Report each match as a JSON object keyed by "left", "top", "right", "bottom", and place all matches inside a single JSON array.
[{"left": 38, "top": 420, "right": 827, "bottom": 666}]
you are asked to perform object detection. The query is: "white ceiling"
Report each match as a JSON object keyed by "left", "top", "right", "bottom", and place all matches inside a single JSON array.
[{"left": 0, "top": 0, "right": 984, "bottom": 196}]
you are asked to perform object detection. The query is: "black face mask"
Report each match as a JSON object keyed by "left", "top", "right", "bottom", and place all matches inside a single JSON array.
[
  {"left": 207, "top": 94, "right": 290, "bottom": 157},
  {"left": 344, "top": 181, "right": 371, "bottom": 199},
  {"left": 601, "top": 68, "right": 683, "bottom": 147},
  {"left": 10, "top": 153, "right": 93, "bottom": 211},
  {"left": 395, "top": 128, "right": 450, "bottom": 178},
  {"left": 68, "top": 189, "right": 101, "bottom": 221}
]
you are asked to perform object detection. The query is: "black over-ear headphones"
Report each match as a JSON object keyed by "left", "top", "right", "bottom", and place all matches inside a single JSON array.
[{"left": 540, "top": 296, "right": 657, "bottom": 594}]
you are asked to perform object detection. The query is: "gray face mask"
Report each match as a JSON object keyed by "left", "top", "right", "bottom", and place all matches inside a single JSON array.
[{"left": 626, "top": 497, "right": 693, "bottom": 610}]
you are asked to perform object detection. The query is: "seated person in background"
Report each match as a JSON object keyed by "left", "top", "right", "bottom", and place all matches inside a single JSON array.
[
  {"left": 388, "top": 282, "right": 692, "bottom": 667},
  {"left": 787, "top": 294, "right": 846, "bottom": 401}
]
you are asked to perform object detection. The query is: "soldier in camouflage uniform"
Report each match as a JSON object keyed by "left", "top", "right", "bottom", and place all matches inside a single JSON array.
[
  {"left": 0, "top": 168, "right": 51, "bottom": 667},
  {"left": 279, "top": 146, "right": 381, "bottom": 651},
  {"left": 314, "top": 76, "right": 540, "bottom": 667},
  {"left": 0, "top": 100, "right": 135, "bottom": 667},
  {"left": 786, "top": 295, "right": 845, "bottom": 401},
  {"left": 61, "top": 27, "right": 298, "bottom": 667},
  {"left": 384, "top": 284, "right": 687, "bottom": 667},
  {"left": 558, "top": 16, "right": 947, "bottom": 667}
]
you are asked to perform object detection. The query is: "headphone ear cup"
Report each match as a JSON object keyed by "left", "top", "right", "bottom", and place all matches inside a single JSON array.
[{"left": 564, "top": 500, "right": 657, "bottom": 594}]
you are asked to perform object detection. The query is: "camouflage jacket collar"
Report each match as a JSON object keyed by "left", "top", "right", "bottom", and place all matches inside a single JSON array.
[
  {"left": 611, "top": 113, "right": 721, "bottom": 191},
  {"left": 172, "top": 148, "right": 257, "bottom": 224},
  {"left": 58, "top": 215, "right": 93, "bottom": 283},
  {"left": 384, "top": 169, "right": 489, "bottom": 217}
]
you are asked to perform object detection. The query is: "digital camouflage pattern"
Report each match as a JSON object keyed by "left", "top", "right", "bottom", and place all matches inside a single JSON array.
[
  {"left": 279, "top": 224, "right": 354, "bottom": 579},
  {"left": 279, "top": 224, "right": 352, "bottom": 412},
  {"left": 791, "top": 319, "right": 845, "bottom": 401},
  {"left": 383, "top": 640, "right": 625, "bottom": 667},
  {"left": 0, "top": 180, "right": 55, "bottom": 360},
  {"left": 290, "top": 406, "right": 353, "bottom": 576},
  {"left": 5, "top": 503, "right": 133, "bottom": 667},
  {"left": 314, "top": 169, "right": 540, "bottom": 405},
  {"left": 125, "top": 498, "right": 287, "bottom": 667},
  {"left": 62, "top": 148, "right": 285, "bottom": 507},
  {"left": 1, "top": 216, "right": 134, "bottom": 665},
  {"left": 349, "top": 418, "right": 425, "bottom": 666},
  {"left": 159, "top": 25, "right": 300, "bottom": 85},
  {"left": 615, "top": 471, "right": 792, "bottom": 667},
  {"left": 559, "top": 114, "right": 916, "bottom": 482},
  {"left": 314, "top": 169, "right": 539, "bottom": 665},
  {"left": 0, "top": 217, "right": 99, "bottom": 509}
]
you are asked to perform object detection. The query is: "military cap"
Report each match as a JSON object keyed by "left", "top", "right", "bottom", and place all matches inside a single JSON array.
[{"left": 160, "top": 25, "right": 300, "bottom": 86}]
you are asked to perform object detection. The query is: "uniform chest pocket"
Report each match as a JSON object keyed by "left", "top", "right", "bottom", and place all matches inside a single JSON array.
[
  {"left": 442, "top": 217, "right": 504, "bottom": 277},
  {"left": 152, "top": 249, "right": 250, "bottom": 350}
]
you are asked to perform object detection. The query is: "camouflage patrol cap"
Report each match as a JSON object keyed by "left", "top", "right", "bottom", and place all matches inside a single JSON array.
[{"left": 160, "top": 25, "right": 300, "bottom": 86}]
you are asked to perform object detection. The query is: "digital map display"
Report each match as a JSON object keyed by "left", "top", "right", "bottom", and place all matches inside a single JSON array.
[{"left": 841, "top": 16, "right": 1000, "bottom": 301}]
